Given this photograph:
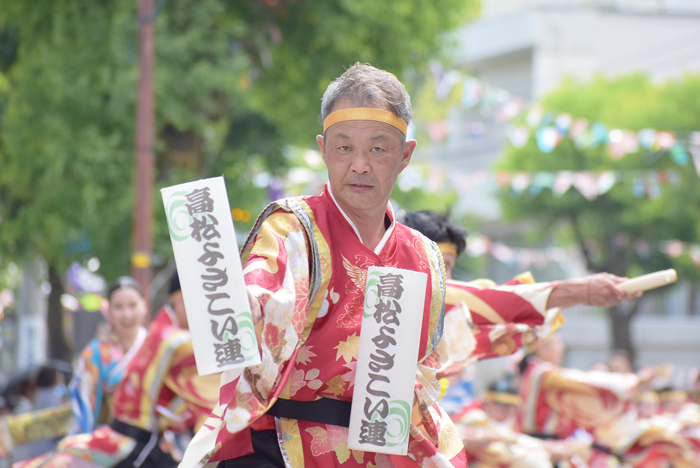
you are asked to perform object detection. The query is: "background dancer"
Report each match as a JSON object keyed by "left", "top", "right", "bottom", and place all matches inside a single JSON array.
[{"left": 15, "top": 272, "right": 219, "bottom": 468}]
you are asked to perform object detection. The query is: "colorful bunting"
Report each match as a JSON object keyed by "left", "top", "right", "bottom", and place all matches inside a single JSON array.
[
  {"left": 419, "top": 70, "right": 699, "bottom": 164},
  {"left": 466, "top": 234, "right": 700, "bottom": 269},
  {"left": 536, "top": 126, "right": 561, "bottom": 153},
  {"left": 437, "top": 168, "right": 681, "bottom": 200},
  {"left": 507, "top": 125, "right": 530, "bottom": 148}
]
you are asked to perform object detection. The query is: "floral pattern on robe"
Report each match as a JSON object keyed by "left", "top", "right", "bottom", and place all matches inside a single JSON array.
[
  {"left": 181, "top": 186, "right": 468, "bottom": 468},
  {"left": 520, "top": 360, "right": 639, "bottom": 439}
]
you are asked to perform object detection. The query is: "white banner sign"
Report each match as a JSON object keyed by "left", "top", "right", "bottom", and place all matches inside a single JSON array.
[
  {"left": 347, "top": 267, "right": 427, "bottom": 455},
  {"left": 161, "top": 176, "right": 260, "bottom": 376}
]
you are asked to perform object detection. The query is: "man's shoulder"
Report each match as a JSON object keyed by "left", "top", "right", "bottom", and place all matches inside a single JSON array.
[
  {"left": 395, "top": 221, "right": 438, "bottom": 252},
  {"left": 258, "top": 193, "right": 329, "bottom": 233},
  {"left": 268, "top": 193, "right": 327, "bottom": 216}
]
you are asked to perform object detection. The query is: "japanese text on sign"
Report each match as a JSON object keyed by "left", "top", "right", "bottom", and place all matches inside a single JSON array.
[
  {"left": 161, "top": 177, "right": 261, "bottom": 375},
  {"left": 348, "top": 267, "right": 427, "bottom": 455}
]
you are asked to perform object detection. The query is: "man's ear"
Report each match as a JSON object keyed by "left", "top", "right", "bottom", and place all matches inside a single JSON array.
[
  {"left": 400, "top": 139, "right": 417, "bottom": 171},
  {"left": 317, "top": 135, "right": 326, "bottom": 164}
]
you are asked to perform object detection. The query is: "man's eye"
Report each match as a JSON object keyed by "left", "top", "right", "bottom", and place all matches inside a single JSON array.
[
  {"left": 371, "top": 147, "right": 384, "bottom": 152},
  {"left": 339, "top": 146, "right": 350, "bottom": 151}
]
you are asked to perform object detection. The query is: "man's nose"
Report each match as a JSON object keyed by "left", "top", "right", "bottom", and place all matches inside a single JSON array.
[{"left": 349, "top": 151, "right": 370, "bottom": 173}]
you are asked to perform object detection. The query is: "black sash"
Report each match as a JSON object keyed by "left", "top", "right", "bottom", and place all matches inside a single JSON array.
[
  {"left": 266, "top": 398, "right": 352, "bottom": 427},
  {"left": 110, "top": 419, "right": 154, "bottom": 444},
  {"left": 528, "top": 433, "right": 622, "bottom": 463}
]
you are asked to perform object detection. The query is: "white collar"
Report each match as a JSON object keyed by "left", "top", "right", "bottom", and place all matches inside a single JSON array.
[
  {"left": 110, "top": 327, "right": 147, "bottom": 380},
  {"left": 165, "top": 304, "right": 179, "bottom": 327},
  {"left": 326, "top": 182, "right": 395, "bottom": 255}
]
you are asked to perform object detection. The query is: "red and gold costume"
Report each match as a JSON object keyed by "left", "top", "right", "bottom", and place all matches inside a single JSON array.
[
  {"left": 441, "top": 274, "right": 563, "bottom": 376},
  {"left": 450, "top": 392, "right": 591, "bottom": 468},
  {"left": 517, "top": 358, "right": 645, "bottom": 467},
  {"left": 182, "top": 185, "right": 467, "bottom": 468},
  {"left": 619, "top": 402, "right": 700, "bottom": 468},
  {"left": 14, "top": 306, "right": 219, "bottom": 468},
  {"left": 453, "top": 407, "right": 570, "bottom": 468}
]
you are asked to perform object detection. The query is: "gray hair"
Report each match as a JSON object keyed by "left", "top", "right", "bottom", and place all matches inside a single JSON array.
[{"left": 321, "top": 62, "right": 412, "bottom": 129}]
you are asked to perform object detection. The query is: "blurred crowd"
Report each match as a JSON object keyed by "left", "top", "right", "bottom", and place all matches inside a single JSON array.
[
  {"left": 0, "top": 272, "right": 217, "bottom": 468},
  {"left": 0, "top": 364, "right": 71, "bottom": 466},
  {"left": 2, "top": 323, "right": 699, "bottom": 467},
  {"left": 0, "top": 198, "right": 698, "bottom": 468},
  {"left": 445, "top": 335, "right": 700, "bottom": 467}
]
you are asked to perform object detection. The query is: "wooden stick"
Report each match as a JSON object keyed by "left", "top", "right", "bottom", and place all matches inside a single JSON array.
[{"left": 619, "top": 269, "right": 677, "bottom": 294}]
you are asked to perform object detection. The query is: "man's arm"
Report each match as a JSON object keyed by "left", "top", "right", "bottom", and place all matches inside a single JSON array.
[{"left": 547, "top": 273, "right": 636, "bottom": 310}]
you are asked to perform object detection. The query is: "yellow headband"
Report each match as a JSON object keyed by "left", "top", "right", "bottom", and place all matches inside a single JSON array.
[
  {"left": 659, "top": 390, "right": 688, "bottom": 403},
  {"left": 484, "top": 391, "right": 522, "bottom": 407},
  {"left": 323, "top": 108, "right": 408, "bottom": 135},
  {"left": 636, "top": 391, "right": 660, "bottom": 403},
  {"left": 437, "top": 242, "right": 457, "bottom": 257}
]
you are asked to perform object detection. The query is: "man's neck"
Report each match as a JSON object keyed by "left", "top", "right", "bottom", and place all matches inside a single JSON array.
[
  {"left": 345, "top": 208, "right": 387, "bottom": 252},
  {"left": 327, "top": 186, "right": 389, "bottom": 252}
]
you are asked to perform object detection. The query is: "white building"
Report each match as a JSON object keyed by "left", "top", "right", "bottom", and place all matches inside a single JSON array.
[{"left": 465, "top": 0, "right": 700, "bottom": 100}]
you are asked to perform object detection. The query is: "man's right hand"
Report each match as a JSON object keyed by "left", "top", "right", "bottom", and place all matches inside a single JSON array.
[{"left": 584, "top": 273, "right": 637, "bottom": 307}]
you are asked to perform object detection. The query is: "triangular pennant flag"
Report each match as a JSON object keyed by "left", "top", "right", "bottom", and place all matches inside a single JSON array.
[
  {"left": 436, "top": 70, "right": 462, "bottom": 101},
  {"left": 461, "top": 76, "right": 481, "bottom": 109},
  {"left": 507, "top": 125, "right": 530, "bottom": 148},
  {"left": 511, "top": 173, "right": 531, "bottom": 196},
  {"left": 570, "top": 118, "right": 589, "bottom": 141},
  {"left": 573, "top": 172, "right": 598, "bottom": 200},
  {"left": 597, "top": 171, "right": 616, "bottom": 195},
  {"left": 536, "top": 126, "right": 561, "bottom": 153},
  {"left": 526, "top": 104, "right": 543, "bottom": 128},
  {"left": 552, "top": 171, "right": 574, "bottom": 196},
  {"left": 655, "top": 131, "right": 675, "bottom": 150},
  {"left": 670, "top": 142, "right": 689, "bottom": 165},
  {"left": 638, "top": 128, "right": 656, "bottom": 149},
  {"left": 554, "top": 113, "right": 572, "bottom": 133}
]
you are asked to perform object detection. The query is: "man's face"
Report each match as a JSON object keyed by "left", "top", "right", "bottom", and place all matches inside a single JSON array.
[
  {"left": 442, "top": 252, "right": 456, "bottom": 280},
  {"left": 317, "top": 101, "right": 416, "bottom": 218},
  {"left": 608, "top": 354, "right": 632, "bottom": 374},
  {"left": 637, "top": 400, "right": 658, "bottom": 419},
  {"left": 662, "top": 399, "right": 684, "bottom": 414},
  {"left": 536, "top": 333, "right": 566, "bottom": 366}
]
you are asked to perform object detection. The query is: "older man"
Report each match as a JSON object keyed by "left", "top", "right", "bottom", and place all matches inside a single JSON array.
[{"left": 180, "top": 63, "right": 466, "bottom": 467}]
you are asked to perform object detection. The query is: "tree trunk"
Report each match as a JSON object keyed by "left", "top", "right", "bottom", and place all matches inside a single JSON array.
[
  {"left": 47, "top": 264, "right": 71, "bottom": 362},
  {"left": 607, "top": 299, "right": 641, "bottom": 367},
  {"left": 689, "top": 285, "right": 698, "bottom": 316}
]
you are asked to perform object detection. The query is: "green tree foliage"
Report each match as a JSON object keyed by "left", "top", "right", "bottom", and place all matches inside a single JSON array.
[
  {"left": 0, "top": 0, "right": 476, "bottom": 358},
  {"left": 496, "top": 73, "right": 700, "bottom": 358}
]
